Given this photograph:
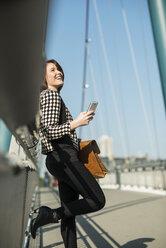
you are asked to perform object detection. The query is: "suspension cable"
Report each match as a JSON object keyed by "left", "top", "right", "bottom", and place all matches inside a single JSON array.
[
  {"left": 92, "top": 0, "right": 128, "bottom": 158},
  {"left": 108, "top": 0, "right": 131, "bottom": 158},
  {"left": 87, "top": 52, "right": 105, "bottom": 135},
  {"left": 79, "top": 0, "right": 90, "bottom": 138},
  {"left": 138, "top": 0, "right": 160, "bottom": 159},
  {"left": 120, "top": 0, "right": 157, "bottom": 159},
  {"left": 92, "top": 33, "right": 112, "bottom": 135}
]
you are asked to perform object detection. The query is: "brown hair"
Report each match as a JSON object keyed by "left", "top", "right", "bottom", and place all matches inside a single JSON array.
[{"left": 41, "top": 59, "right": 64, "bottom": 92}]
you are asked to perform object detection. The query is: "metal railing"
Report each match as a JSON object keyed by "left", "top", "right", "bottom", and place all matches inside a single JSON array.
[
  {"left": 0, "top": 1, "right": 49, "bottom": 247},
  {"left": 99, "top": 160, "right": 166, "bottom": 191}
]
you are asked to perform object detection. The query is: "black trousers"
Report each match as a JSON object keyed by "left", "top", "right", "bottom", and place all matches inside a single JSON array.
[{"left": 45, "top": 143, "right": 106, "bottom": 248}]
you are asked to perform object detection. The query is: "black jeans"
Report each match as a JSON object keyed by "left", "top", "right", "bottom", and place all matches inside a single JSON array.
[{"left": 45, "top": 143, "right": 106, "bottom": 248}]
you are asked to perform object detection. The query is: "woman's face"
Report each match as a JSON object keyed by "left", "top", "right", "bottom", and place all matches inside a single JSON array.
[{"left": 46, "top": 63, "right": 64, "bottom": 91}]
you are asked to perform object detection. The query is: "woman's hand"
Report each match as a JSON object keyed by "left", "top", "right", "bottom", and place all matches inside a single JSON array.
[{"left": 70, "top": 110, "right": 94, "bottom": 131}]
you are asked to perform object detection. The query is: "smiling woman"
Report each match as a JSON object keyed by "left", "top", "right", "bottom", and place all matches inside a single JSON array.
[
  {"left": 41, "top": 59, "right": 65, "bottom": 92},
  {"left": 46, "top": 63, "right": 64, "bottom": 90},
  {"left": 30, "top": 59, "right": 105, "bottom": 248}
]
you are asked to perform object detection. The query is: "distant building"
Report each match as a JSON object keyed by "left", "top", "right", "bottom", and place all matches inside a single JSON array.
[{"left": 98, "top": 135, "right": 113, "bottom": 161}]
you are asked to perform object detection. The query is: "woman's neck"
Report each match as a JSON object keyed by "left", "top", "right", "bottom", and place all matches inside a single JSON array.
[{"left": 47, "top": 86, "right": 58, "bottom": 91}]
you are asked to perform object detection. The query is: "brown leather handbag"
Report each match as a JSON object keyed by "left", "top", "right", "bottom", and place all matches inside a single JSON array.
[{"left": 78, "top": 140, "right": 109, "bottom": 179}]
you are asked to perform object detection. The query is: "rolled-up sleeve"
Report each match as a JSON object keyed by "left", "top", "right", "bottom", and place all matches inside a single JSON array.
[{"left": 40, "top": 90, "right": 71, "bottom": 140}]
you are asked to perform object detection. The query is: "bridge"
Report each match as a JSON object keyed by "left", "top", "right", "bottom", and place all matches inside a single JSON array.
[
  {"left": 0, "top": 0, "right": 166, "bottom": 248},
  {"left": 29, "top": 187, "right": 166, "bottom": 248}
]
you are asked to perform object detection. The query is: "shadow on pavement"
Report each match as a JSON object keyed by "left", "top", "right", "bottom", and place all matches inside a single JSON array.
[
  {"left": 89, "top": 195, "right": 163, "bottom": 219},
  {"left": 47, "top": 188, "right": 156, "bottom": 248},
  {"left": 121, "top": 238, "right": 155, "bottom": 247},
  {"left": 42, "top": 223, "right": 60, "bottom": 233},
  {"left": 77, "top": 215, "right": 155, "bottom": 248},
  {"left": 77, "top": 215, "right": 117, "bottom": 247},
  {"left": 44, "top": 235, "right": 90, "bottom": 248},
  {"left": 44, "top": 240, "right": 64, "bottom": 247}
]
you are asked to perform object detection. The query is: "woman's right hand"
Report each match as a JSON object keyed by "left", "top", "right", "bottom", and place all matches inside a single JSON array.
[{"left": 70, "top": 110, "right": 94, "bottom": 131}]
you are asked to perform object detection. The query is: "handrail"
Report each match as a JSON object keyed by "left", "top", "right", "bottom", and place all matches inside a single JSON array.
[{"left": 108, "top": 160, "right": 166, "bottom": 172}]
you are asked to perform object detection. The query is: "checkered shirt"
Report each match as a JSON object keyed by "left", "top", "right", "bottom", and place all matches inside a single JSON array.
[{"left": 39, "top": 89, "right": 79, "bottom": 154}]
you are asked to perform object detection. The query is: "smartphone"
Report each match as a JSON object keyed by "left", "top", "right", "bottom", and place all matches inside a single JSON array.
[{"left": 87, "top": 101, "right": 98, "bottom": 112}]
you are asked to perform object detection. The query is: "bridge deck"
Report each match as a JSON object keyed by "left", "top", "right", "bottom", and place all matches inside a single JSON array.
[{"left": 30, "top": 187, "right": 166, "bottom": 248}]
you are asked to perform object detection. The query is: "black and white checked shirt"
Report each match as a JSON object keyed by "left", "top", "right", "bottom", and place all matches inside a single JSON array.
[{"left": 39, "top": 88, "right": 79, "bottom": 154}]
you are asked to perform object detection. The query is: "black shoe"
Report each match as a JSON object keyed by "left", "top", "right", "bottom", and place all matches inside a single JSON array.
[{"left": 30, "top": 206, "right": 59, "bottom": 239}]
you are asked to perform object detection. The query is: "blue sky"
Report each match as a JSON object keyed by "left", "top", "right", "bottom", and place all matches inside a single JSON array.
[{"left": 45, "top": 0, "right": 166, "bottom": 159}]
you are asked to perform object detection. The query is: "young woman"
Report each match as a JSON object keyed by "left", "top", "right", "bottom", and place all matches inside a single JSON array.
[{"left": 30, "top": 59, "right": 106, "bottom": 248}]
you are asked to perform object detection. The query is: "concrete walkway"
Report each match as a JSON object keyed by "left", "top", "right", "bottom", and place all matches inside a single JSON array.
[{"left": 30, "top": 187, "right": 166, "bottom": 248}]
